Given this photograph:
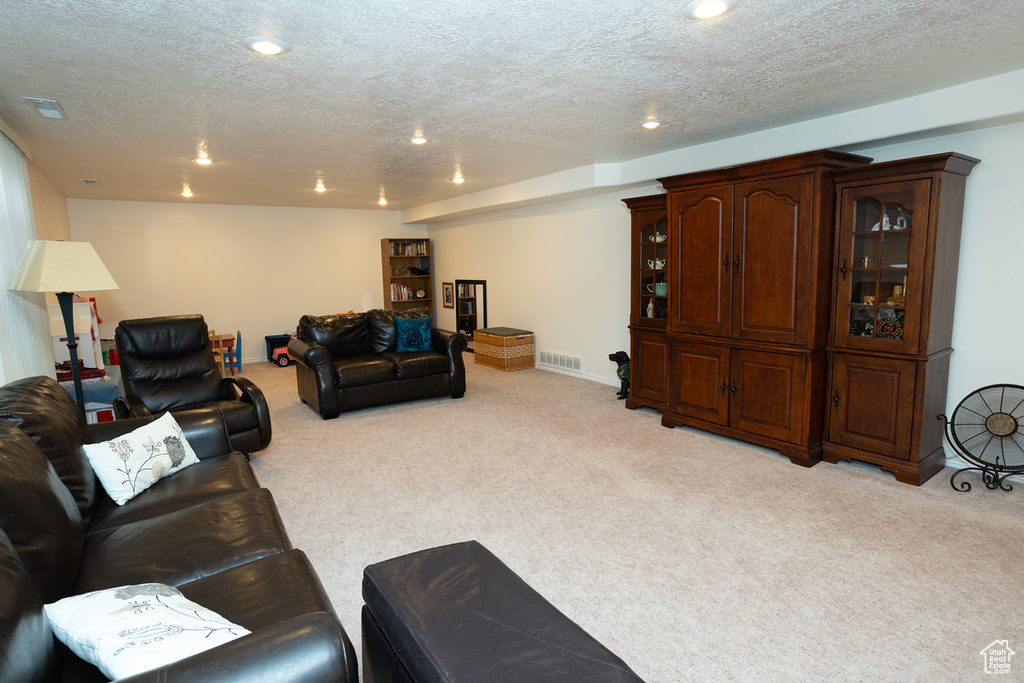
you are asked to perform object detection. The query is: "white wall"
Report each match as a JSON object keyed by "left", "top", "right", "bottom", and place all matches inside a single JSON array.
[
  {"left": 429, "top": 185, "right": 662, "bottom": 385},
  {"left": 68, "top": 200, "right": 424, "bottom": 359}
]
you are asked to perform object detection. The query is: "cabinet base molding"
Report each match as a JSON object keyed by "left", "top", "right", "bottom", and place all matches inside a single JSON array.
[
  {"left": 822, "top": 443, "right": 945, "bottom": 486},
  {"left": 660, "top": 412, "right": 823, "bottom": 468},
  {"left": 624, "top": 397, "right": 667, "bottom": 413}
]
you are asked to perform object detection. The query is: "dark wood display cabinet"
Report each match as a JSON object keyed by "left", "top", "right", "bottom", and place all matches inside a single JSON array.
[
  {"left": 623, "top": 194, "right": 669, "bottom": 412},
  {"left": 626, "top": 150, "right": 871, "bottom": 468},
  {"left": 823, "top": 153, "right": 979, "bottom": 485}
]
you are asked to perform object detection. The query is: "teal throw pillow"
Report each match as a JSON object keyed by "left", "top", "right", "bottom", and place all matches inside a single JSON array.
[{"left": 395, "top": 316, "right": 432, "bottom": 352}]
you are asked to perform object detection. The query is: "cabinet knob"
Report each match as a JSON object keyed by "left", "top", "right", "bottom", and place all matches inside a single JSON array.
[
  {"left": 723, "top": 253, "right": 729, "bottom": 272},
  {"left": 720, "top": 381, "right": 726, "bottom": 395},
  {"left": 731, "top": 382, "right": 738, "bottom": 394},
  {"left": 840, "top": 258, "right": 847, "bottom": 281},
  {"left": 734, "top": 255, "right": 740, "bottom": 268},
  {"left": 832, "top": 389, "right": 840, "bottom": 408}
]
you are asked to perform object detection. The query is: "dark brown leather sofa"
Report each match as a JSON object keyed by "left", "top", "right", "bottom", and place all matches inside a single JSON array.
[
  {"left": 288, "top": 309, "right": 467, "bottom": 419},
  {"left": 0, "top": 375, "right": 356, "bottom": 682},
  {"left": 114, "top": 315, "right": 272, "bottom": 455}
]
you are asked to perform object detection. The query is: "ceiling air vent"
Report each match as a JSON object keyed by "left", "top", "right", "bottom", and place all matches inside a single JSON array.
[
  {"left": 81, "top": 179, "right": 101, "bottom": 187},
  {"left": 23, "top": 97, "right": 68, "bottom": 120}
]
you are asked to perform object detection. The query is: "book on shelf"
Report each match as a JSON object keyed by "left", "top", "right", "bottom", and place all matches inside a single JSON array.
[{"left": 388, "top": 240, "right": 428, "bottom": 256}]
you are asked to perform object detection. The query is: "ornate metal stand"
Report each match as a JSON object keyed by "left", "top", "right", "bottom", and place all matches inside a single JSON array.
[
  {"left": 948, "top": 463, "right": 1014, "bottom": 492},
  {"left": 939, "top": 383, "right": 1024, "bottom": 493}
]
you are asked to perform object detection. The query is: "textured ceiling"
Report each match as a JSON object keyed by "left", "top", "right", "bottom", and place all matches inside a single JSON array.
[{"left": 2, "top": 0, "right": 1024, "bottom": 211}]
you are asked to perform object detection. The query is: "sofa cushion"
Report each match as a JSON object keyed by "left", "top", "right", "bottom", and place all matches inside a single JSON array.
[
  {"left": 0, "top": 528, "right": 57, "bottom": 682},
  {"left": 395, "top": 316, "right": 433, "bottom": 352},
  {"left": 298, "top": 313, "right": 372, "bottom": 357},
  {"left": 75, "top": 488, "right": 290, "bottom": 594},
  {"left": 0, "top": 420, "right": 84, "bottom": 603},
  {"left": 0, "top": 375, "right": 97, "bottom": 523},
  {"left": 179, "top": 550, "right": 338, "bottom": 631},
  {"left": 333, "top": 356, "right": 397, "bottom": 388},
  {"left": 379, "top": 351, "right": 449, "bottom": 380},
  {"left": 88, "top": 452, "right": 259, "bottom": 534},
  {"left": 45, "top": 583, "right": 250, "bottom": 681},
  {"left": 82, "top": 412, "right": 200, "bottom": 506},
  {"left": 367, "top": 309, "right": 397, "bottom": 353}
]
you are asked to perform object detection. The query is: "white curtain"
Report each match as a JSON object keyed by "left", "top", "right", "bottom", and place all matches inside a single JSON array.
[{"left": 0, "top": 132, "right": 54, "bottom": 384}]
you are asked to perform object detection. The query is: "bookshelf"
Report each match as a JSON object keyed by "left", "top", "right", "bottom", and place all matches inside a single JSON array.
[
  {"left": 381, "top": 238, "right": 434, "bottom": 317},
  {"left": 456, "top": 282, "right": 478, "bottom": 339}
]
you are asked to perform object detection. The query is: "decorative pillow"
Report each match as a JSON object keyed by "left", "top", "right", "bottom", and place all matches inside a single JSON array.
[
  {"left": 81, "top": 412, "right": 199, "bottom": 505},
  {"left": 45, "top": 583, "right": 249, "bottom": 680},
  {"left": 395, "top": 316, "right": 432, "bottom": 352}
]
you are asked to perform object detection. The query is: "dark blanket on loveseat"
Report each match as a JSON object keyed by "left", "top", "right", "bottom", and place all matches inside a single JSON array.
[
  {"left": 0, "top": 375, "right": 356, "bottom": 683},
  {"left": 288, "top": 309, "right": 467, "bottom": 419}
]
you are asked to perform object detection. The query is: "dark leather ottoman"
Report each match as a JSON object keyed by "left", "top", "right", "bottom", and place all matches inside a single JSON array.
[{"left": 361, "top": 540, "right": 644, "bottom": 682}]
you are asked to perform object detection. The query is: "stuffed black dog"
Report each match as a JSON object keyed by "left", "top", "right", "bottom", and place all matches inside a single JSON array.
[{"left": 608, "top": 351, "right": 630, "bottom": 400}]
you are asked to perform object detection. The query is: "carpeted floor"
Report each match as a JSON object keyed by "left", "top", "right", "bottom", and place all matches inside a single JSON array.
[{"left": 239, "top": 359, "right": 1024, "bottom": 682}]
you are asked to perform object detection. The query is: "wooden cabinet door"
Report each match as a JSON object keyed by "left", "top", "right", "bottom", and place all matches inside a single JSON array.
[
  {"left": 671, "top": 340, "right": 730, "bottom": 425},
  {"left": 631, "top": 330, "right": 669, "bottom": 404},
  {"left": 831, "top": 179, "right": 931, "bottom": 355},
  {"left": 732, "top": 174, "right": 812, "bottom": 346},
  {"left": 827, "top": 353, "right": 916, "bottom": 459},
  {"left": 730, "top": 349, "right": 804, "bottom": 443},
  {"left": 669, "top": 185, "right": 733, "bottom": 337}
]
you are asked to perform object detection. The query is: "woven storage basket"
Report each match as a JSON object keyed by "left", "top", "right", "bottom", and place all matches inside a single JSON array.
[{"left": 474, "top": 328, "right": 534, "bottom": 372}]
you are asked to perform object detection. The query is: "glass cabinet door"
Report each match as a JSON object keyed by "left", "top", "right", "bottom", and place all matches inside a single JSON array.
[
  {"left": 639, "top": 216, "right": 669, "bottom": 322},
  {"left": 834, "top": 180, "right": 930, "bottom": 354}
]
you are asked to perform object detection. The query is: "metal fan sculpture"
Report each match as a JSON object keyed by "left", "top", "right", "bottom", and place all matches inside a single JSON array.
[{"left": 939, "top": 384, "right": 1024, "bottom": 492}]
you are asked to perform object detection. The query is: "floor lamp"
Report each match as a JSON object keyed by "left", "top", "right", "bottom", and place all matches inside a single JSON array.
[{"left": 8, "top": 241, "right": 118, "bottom": 415}]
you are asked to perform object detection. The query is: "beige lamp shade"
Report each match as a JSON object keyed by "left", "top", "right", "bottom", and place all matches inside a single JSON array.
[{"left": 8, "top": 240, "right": 118, "bottom": 293}]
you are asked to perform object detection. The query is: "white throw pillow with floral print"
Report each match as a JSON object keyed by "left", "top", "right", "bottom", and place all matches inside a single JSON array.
[
  {"left": 82, "top": 412, "right": 199, "bottom": 505},
  {"left": 45, "top": 583, "right": 249, "bottom": 679}
]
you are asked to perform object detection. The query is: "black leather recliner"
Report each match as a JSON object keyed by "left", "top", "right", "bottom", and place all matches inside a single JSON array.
[{"left": 114, "top": 315, "right": 271, "bottom": 454}]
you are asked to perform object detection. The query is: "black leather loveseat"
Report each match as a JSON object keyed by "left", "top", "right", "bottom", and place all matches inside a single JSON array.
[
  {"left": 0, "top": 375, "right": 357, "bottom": 682},
  {"left": 289, "top": 309, "right": 467, "bottom": 419}
]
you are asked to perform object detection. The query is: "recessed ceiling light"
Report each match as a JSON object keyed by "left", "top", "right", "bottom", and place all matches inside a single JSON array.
[
  {"left": 683, "top": 0, "right": 740, "bottom": 20},
  {"left": 642, "top": 120, "right": 661, "bottom": 129},
  {"left": 195, "top": 149, "right": 212, "bottom": 165},
  {"left": 240, "top": 36, "right": 292, "bottom": 56},
  {"left": 410, "top": 137, "right": 427, "bottom": 145},
  {"left": 181, "top": 184, "right": 193, "bottom": 198},
  {"left": 315, "top": 178, "right": 326, "bottom": 193}
]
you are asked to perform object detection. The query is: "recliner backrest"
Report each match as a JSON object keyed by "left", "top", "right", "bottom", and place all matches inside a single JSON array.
[
  {"left": 0, "top": 527, "right": 57, "bottom": 682},
  {"left": 115, "top": 315, "right": 223, "bottom": 413},
  {"left": 0, "top": 419, "right": 84, "bottom": 603},
  {"left": 0, "top": 376, "right": 97, "bottom": 525}
]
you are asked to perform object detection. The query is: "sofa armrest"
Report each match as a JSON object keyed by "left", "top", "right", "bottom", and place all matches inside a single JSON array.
[
  {"left": 432, "top": 329, "right": 467, "bottom": 399},
  {"left": 113, "top": 394, "right": 151, "bottom": 420},
  {"left": 289, "top": 337, "right": 340, "bottom": 419},
  {"left": 88, "top": 410, "right": 234, "bottom": 460},
  {"left": 288, "top": 337, "right": 333, "bottom": 372},
  {"left": 222, "top": 377, "right": 272, "bottom": 451},
  {"left": 116, "top": 612, "right": 357, "bottom": 683}
]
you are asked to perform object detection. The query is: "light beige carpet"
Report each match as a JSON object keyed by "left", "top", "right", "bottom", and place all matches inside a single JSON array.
[{"left": 239, "top": 359, "right": 1024, "bottom": 682}]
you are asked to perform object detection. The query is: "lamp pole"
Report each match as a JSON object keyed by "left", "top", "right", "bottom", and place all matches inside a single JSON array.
[{"left": 55, "top": 291, "right": 86, "bottom": 414}]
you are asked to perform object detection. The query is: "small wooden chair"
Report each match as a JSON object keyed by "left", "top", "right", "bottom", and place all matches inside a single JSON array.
[{"left": 209, "top": 329, "right": 226, "bottom": 373}]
